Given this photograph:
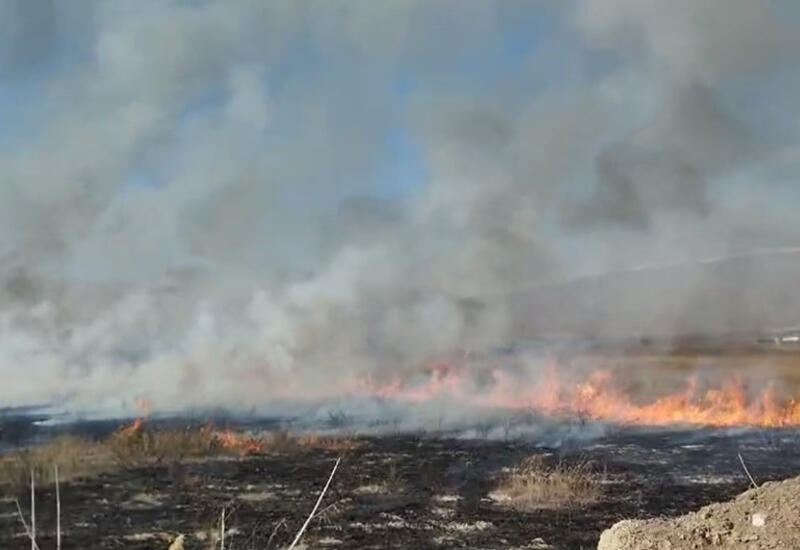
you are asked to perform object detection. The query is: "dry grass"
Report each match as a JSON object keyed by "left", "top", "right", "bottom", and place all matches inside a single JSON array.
[
  {"left": 0, "top": 435, "right": 109, "bottom": 491},
  {"left": 352, "top": 461, "right": 405, "bottom": 496},
  {"left": 492, "top": 455, "right": 602, "bottom": 511},
  {"left": 106, "top": 424, "right": 222, "bottom": 468},
  {"left": 216, "top": 429, "right": 363, "bottom": 455},
  {"left": 0, "top": 424, "right": 361, "bottom": 493},
  {"left": 294, "top": 433, "right": 362, "bottom": 453}
]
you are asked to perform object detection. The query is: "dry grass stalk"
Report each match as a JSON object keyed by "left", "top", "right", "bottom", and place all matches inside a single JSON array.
[
  {"left": 737, "top": 452, "right": 758, "bottom": 489},
  {"left": 287, "top": 457, "right": 341, "bottom": 550},
  {"left": 30, "top": 471, "right": 35, "bottom": 550},
  {"left": 14, "top": 498, "right": 40, "bottom": 550},
  {"left": 220, "top": 507, "right": 225, "bottom": 550},
  {"left": 266, "top": 518, "right": 287, "bottom": 549},
  {"left": 494, "top": 455, "right": 602, "bottom": 511},
  {"left": 0, "top": 436, "right": 108, "bottom": 492},
  {"left": 55, "top": 464, "right": 61, "bottom": 550}
]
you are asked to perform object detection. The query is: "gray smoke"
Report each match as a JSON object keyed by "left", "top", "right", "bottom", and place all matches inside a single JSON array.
[{"left": 1, "top": 1, "right": 799, "bottom": 414}]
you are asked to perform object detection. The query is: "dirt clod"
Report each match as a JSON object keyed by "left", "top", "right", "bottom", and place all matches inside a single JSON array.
[{"left": 598, "top": 475, "right": 800, "bottom": 550}]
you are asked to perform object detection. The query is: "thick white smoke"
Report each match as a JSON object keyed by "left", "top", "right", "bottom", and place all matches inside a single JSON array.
[{"left": 2, "top": 1, "right": 800, "bottom": 414}]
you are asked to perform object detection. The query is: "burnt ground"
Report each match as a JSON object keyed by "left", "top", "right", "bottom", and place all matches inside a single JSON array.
[{"left": 2, "top": 427, "right": 800, "bottom": 550}]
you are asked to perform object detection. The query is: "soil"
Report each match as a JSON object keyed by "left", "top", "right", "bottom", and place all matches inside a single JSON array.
[
  {"left": 598, "top": 475, "right": 800, "bottom": 550},
  {"left": 1, "top": 428, "right": 800, "bottom": 550}
]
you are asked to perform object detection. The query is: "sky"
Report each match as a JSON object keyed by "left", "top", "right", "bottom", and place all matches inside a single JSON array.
[{"left": 2, "top": 1, "right": 800, "bottom": 413}]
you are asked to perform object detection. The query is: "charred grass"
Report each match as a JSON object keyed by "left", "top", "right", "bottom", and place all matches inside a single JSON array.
[{"left": 2, "top": 432, "right": 799, "bottom": 549}]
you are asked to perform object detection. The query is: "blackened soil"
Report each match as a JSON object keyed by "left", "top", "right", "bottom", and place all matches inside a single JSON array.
[{"left": 2, "top": 429, "right": 800, "bottom": 549}]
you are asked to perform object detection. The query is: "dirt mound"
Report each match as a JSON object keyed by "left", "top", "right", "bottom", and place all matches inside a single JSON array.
[{"left": 598, "top": 476, "right": 800, "bottom": 550}]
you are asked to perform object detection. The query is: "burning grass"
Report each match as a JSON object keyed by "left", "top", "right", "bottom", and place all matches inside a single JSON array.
[
  {"left": 106, "top": 422, "right": 222, "bottom": 468},
  {"left": 492, "top": 455, "right": 603, "bottom": 511},
  {"left": 363, "top": 363, "right": 800, "bottom": 428},
  {"left": 0, "top": 421, "right": 362, "bottom": 494}
]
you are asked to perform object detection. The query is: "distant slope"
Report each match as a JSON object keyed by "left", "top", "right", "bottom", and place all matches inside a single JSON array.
[{"left": 506, "top": 249, "right": 800, "bottom": 341}]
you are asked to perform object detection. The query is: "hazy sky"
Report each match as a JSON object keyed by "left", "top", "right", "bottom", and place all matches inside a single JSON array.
[{"left": 2, "top": 1, "right": 800, "bottom": 412}]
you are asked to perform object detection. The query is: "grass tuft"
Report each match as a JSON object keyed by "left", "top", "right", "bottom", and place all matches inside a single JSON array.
[
  {"left": 493, "top": 454, "right": 602, "bottom": 511},
  {"left": 106, "top": 423, "right": 221, "bottom": 468}
]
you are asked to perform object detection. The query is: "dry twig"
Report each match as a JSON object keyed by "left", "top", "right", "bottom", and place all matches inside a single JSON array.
[
  {"left": 287, "top": 457, "right": 341, "bottom": 550},
  {"left": 738, "top": 452, "right": 758, "bottom": 489},
  {"left": 13, "top": 499, "right": 40, "bottom": 550}
]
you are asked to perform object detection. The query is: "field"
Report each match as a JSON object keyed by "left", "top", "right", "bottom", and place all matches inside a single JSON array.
[
  {"left": 4, "top": 345, "right": 800, "bottom": 549},
  {"left": 2, "top": 423, "right": 800, "bottom": 549}
]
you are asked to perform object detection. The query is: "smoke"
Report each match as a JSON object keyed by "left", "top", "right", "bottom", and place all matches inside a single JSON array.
[{"left": 2, "top": 1, "right": 800, "bottom": 414}]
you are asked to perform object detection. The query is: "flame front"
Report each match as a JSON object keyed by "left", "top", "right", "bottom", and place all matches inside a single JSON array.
[{"left": 360, "top": 363, "right": 800, "bottom": 428}]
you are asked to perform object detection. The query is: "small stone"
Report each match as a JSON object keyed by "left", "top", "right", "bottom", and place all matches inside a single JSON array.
[
  {"left": 168, "top": 534, "right": 185, "bottom": 550},
  {"left": 751, "top": 512, "right": 766, "bottom": 527}
]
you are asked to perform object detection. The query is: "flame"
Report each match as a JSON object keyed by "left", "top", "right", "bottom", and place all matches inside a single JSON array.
[
  {"left": 117, "top": 398, "right": 152, "bottom": 436},
  {"left": 134, "top": 397, "right": 152, "bottom": 416},
  {"left": 360, "top": 363, "right": 800, "bottom": 428},
  {"left": 215, "top": 430, "right": 265, "bottom": 455},
  {"left": 118, "top": 416, "right": 145, "bottom": 437}
]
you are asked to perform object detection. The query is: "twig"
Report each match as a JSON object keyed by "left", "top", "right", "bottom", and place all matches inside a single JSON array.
[
  {"left": 738, "top": 452, "right": 758, "bottom": 489},
  {"left": 30, "top": 470, "right": 35, "bottom": 550},
  {"left": 287, "top": 457, "right": 341, "bottom": 550},
  {"left": 55, "top": 464, "right": 61, "bottom": 550},
  {"left": 13, "top": 499, "right": 40, "bottom": 550}
]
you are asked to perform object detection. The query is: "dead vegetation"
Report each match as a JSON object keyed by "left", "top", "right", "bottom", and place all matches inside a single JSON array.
[
  {"left": 106, "top": 422, "right": 222, "bottom": 468},
  {"left": 353, "top": 461, "right": 406, "bottom": 496},
  {"left": 0, "top": 435, "right": 109, "bottom": 491},
  {"left": 492, "top": 454, "right": 602, "bottom": 511},
  {"left": 0, "top": 422, "right": 362, "bottom": 494}
]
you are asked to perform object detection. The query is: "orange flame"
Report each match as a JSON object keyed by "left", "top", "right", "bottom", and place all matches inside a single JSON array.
[
  {"left": 360, "top": 363, "right": 800, "bottom": 428},
  {"left": 118, "top": 416, "right": 145, "bottom": 437},
  {"left": 114, "top": 397, "right": 154, "bottom": 437},
  {"left": 215, "top": 430, "right": 265, "bottom": 455}
]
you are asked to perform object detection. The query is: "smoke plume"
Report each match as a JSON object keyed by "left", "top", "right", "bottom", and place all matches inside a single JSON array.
[{"left": 1, "top": 1, "right": 800, "bottom": 414}]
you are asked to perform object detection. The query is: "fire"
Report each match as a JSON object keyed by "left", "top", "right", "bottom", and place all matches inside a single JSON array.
[
  {"left": 215, "top": 430, "right": 265, "bottom": 455},
  {"left": 118, "top": 416, "right": 145, "bottom": 437},
  {"left": 360, "top": 363, "right": 800, "bottom": 428},
  {"left": 117, "top": 398, "right": 153, "bottom": 436},
  {"left": 135, "top": 397, "right": 152, "bottom": 416}
]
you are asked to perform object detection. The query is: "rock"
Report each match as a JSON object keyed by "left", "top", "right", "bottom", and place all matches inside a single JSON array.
[
  {"left": 168, "top": 534, "right": 185, "bottom": 550},
  {"left": 751, "top": 513, "right": 766, "bottom": 527}
]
